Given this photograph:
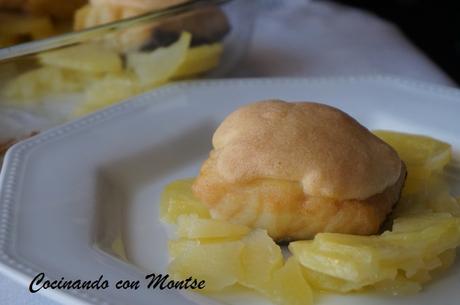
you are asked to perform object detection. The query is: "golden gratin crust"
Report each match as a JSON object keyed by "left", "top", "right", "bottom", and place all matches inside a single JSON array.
[{"left": 211, "top": 100, "right": 401, "bottom": 200}]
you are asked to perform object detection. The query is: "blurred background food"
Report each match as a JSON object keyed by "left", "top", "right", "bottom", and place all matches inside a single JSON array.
[
  {"left": 0, "top": 0, "right": 254, "bottom": 149},
  {"left": 0, "top": 0, "right": 255, "bottom": 160},
  {"left": 74, "top": 0, "right": 190, "bottom": 31},
  {"left": 0, "top": 0, "right": 86, "bottom": 47},
  {"left": 0, "top": 0, "right": 86, "bottom": 19},
  {"left": 73, "top": 0, "right": 230, "bottom": 52},
  {"left": 0, "top": 0, "right": 233, "bottom": 108}
]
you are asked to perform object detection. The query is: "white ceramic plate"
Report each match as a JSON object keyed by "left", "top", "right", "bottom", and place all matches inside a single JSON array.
[{"left": 1, "top": 76, "right": 460, "bottom": 305}]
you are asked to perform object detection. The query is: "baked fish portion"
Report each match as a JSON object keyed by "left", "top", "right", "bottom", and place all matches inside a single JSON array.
[{"left": 193, "top": 100, "right": 406, "bottom": 241}]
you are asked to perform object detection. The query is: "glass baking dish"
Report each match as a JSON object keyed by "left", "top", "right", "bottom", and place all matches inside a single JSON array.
[{"left": 0, "top": 0, "right": 255, "bottom": 148}]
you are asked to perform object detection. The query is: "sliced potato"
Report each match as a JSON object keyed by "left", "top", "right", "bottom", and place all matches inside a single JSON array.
[
  {"left": 381, "top": 220, "right": 460, "bottom": 260},
  {"left": 3, "top": 66, "right": 94, "bottom": 101},
  {"left": 393, "top": 172, "right": 460, "bottom": 217},
  {"left": 301, "top": 267, "right": 366, "bottom": 293},
  {"left": 168, "top": 239, "right": 200, "bottom": 259},
  {"left": 291, "top": 212, "right": 460, "bottom": 292},
  {"left": 264, "top": 257, "right": 313, "bottom": 305},
  {"left": 428, "top": 180, "right": 460, "bottom": 216},
  {"left": 168, "top": 240, "right": 244, "bottom": 291},
  {"left": 373, "top": 274, "right": 422, "bottom": 295},
  {"left": 126, "top": 31, "right": 191, "bottom": 87},
  {"left": 314, "top": 233, "right": 388, "bottom": 261},
  {"left": 160, "top": 178, "right": 210, "bottom": 223},
  {"left": 289, "top": 240, "right": 384, "bottom": 283},
  {"left": 39, "top": 43, "right": 123, "bottom": 73},
  {"left": 434, "top": 249, "right": 457, "bottom": 274},
  {"left": 73, "top": 73, "right": 141, "bottom": 116},
  {"left": 173, "top": 43, "right": 223, "bottom": 78},
  {"left": 391, "top": 213, "right": 454, "bottom": 233},
  {"left": 373, "top": 130, "right": 451, "bottom": 171},
  {"left": 239, "top": 229, "right": 283, "bottom": 290},
  {"left": 373, "top": 130, "right": 451, "bottom": 181}
]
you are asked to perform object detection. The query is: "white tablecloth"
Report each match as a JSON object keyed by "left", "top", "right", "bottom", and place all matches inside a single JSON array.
[
  {"left": 0, "top": 1, "right": 454, "bottom": 304},
  {"left": 231, "top": 0, "right": 453, "bottom": 85}
]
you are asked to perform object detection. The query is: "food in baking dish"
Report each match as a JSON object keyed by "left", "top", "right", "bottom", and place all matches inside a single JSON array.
[{"left": 2, "top": 0, "right": 229, "bottom": 116}]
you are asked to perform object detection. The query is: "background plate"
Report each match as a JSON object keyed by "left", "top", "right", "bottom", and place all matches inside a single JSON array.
[{"left": 1, "top": 76, "right": 460, "bottom": 305}]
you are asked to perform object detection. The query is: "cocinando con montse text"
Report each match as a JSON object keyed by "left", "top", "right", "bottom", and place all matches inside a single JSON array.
[{"left": 29, "top": 273, "right": 205, "bottom": 293}]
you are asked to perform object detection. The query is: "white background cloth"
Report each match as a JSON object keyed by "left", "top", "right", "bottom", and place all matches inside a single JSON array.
[
  {"left": 0, "top": 0, "right": 455, "bottom": 304},
  {"left": 231, "top": 0, "right": 453, "bottom": 85}
]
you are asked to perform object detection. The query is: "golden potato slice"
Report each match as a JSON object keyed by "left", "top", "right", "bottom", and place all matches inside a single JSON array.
[
  {"left": 126, "top": 32, "right": 191, "bottom": 87},
  {"left": 393, "top": 174, "right": 459, "bottom": 216},
  {"left": 238, "top": 229, "right": 283, "bottom": 290},
  {"left": 373, "top": 130, "right": 451, "bottom": 196},
  {"left": 168, "top": 240, "right": 244, "bottom": 291},
  {"left": 317, "top": 234, "right": 393, "bottom": 266},
  {"left": 176, "top": 214, "right": 250, "bottom": 239},
  {"left": 73, "top": 73, "right": 141, "bottom": 116},
  {"left": 300, "top": 255, "right": 430, "bottom": 294},
  {"left": 373, "top": 274, "right": 422, "bottom": 295},
  {"left": 434, "top": 249, "right": 457, "bottom": 274},
  {"left": 167, "top": 239, "right": 200, "bottom": 259},
  {"left": 301, "top": 267, "right": 366, "bottom": 293},
  {"left": 314, "top": 231, "right": 451, "bottom": 271},
  {"left": 373, "top": 130, "right": 451, "bottom": 181},
  {"left": 39, "top": 43, "right": 123, "bottom": 73},
  {"left": 289, "top": 240, "right": 386, "bottom": 283},
  {"left": 173, "top": 43, "right": 223, "bottom": 78},
  {"left": 3, "top": 66, "right": 94, "bottom": 101},
  {"left": 428, "top": 178, "right": 460, "bottom": 216},
  {"left": 391, "top": 212, "right": 454, "bottom": 233},
  {"left": 381, "top": 220, "right": 460, "bottom": 259},
  {"left": 317, "top": 221, "right": 458, "bottom": 265},
  {"left": 291, "top": 212, "right": 460, "bottom": 290},
  {"left": 160, "top": 178, "right": 210, "bottom": 223},
  {"left": 264, "top": 257, "right": 313, "bottom": 305}
]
